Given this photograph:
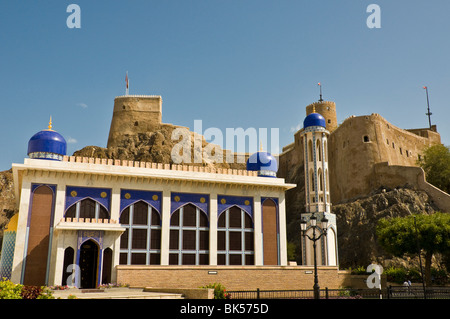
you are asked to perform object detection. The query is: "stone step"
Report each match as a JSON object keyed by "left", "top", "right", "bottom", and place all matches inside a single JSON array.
[{"left": 51, "top": 287, "right": 185, "bottom": 299}]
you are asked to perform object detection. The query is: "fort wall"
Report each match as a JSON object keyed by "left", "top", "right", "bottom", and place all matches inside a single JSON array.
[{"left": 328, "top": 113, "right": 441, "bottom": 203}]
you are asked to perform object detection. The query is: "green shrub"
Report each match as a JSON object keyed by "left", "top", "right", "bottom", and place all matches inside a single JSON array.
[
  {"left": 384, "top": 266, "right": 449, "bottom": 285},
  {"left": 0, "top": 279, "right": 23, "bottom": 299},
  {"left": 384, "top": 267, "right": 408, "bottom": 284},
  {"left": 37, "top": 287, "right": 55, "bottom": 299},
  {"left": 350, "top": 266, "right": 367, "bottom": 275},
  {"left": 200, "top": 283, "right": 231, "bottom": 299}
]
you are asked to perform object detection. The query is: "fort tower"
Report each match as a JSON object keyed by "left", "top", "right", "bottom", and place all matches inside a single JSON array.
[
  {"left": 107, "top": 95, "right": 162, "bottom": 148},
  {"left": 306, "top": 101, "right": 338, "bottom": 132}
]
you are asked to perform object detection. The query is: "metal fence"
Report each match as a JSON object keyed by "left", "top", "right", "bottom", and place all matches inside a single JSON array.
[{"left": 227, "top": 286, "right": 450, "bottom": 299}]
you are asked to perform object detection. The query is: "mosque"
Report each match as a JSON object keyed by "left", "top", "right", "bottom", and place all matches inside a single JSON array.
[{"left": 0, "top": 96, "right": 340, "bottom": 289}]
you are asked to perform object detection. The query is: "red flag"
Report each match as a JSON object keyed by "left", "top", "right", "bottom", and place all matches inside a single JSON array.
[
  {"left": 318, "top": 82, "right": 321, "bottom": 86},
  {"left": 423, "top": 86, "right": 427, "bottom": 89}
]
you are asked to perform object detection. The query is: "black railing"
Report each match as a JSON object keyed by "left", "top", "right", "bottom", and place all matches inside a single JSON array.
[{"left": 227, "top": 286, "right": 450, "bottom": 299}]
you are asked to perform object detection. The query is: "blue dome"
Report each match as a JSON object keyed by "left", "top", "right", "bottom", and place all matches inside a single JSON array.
[
  {"left": 303, "top": 112, "right": 326, "bottom": 129},
  {"left": 246, "top": 151, "right": 278, "bottom": 177},
  {"left": 28, "top": 129, "right": 67, "bottom": 161}
]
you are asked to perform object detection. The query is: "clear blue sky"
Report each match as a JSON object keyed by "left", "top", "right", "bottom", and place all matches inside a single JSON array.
[{"left": 1, "top": 0, "right": 449, "bottom": 171}]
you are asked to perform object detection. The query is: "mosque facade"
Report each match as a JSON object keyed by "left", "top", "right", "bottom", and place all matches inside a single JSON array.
[{"left": 1, "top": 118, "right": 298, "bottom": 288}]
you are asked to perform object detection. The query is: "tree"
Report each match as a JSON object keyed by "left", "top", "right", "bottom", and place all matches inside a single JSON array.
[
  {"left": 418, "top": 144, "right": 450, "bottom": 194},
  {"left": 376, "top": 213, "right": 450, "bottom": 285}
]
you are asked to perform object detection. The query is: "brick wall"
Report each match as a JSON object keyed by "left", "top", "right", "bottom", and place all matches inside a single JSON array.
[{"left": 117, "top": 265, "right": 355, "bottom": 290}]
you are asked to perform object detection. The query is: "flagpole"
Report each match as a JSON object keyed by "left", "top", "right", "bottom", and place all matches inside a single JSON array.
[
  {"left": 318, "top": 82, "right": 323, "bottom": 102},
  {"left": 126, "top": 71, "right": 129, "bottom": 96},
  {"left": 423, "top": 86, "right": 432, "bottom": 129}
]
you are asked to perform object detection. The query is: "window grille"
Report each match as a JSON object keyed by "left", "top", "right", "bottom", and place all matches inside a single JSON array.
[
  {"left": 169, "top": 204, "right": 209, "bottom": 265},
  {"left": 119, "top": 201, "right": 161, "bottom": 265},
  {"left": 217, "top": 206, "right": 254, "bottom": 265}
]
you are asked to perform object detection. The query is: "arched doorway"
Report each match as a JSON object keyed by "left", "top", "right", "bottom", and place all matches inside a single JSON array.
[
  {"left": 79, "top": 240, "right": 99, "bottom": 289},
  {"left": 101, "top": 248, "right": 112, "bottom": 285},
  {"left": 23, "top": 185, "right": 54, "bottom": 286},
  {"left": 61, "top": 247, "right": 75, "bottom": 286},
  {"left": 262, "top": 199, "right": 278, "bottom": 265}
]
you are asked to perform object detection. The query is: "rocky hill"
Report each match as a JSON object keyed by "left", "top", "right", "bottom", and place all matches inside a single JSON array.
[
  {"left": 332, "top": 187, "right": 439, "bottom": 269},
  {"left": 0, "top": 169, "right": 17, "bottom": 240},
  {"left": 73, "top": 124, "right": 247, "bottom": 170}
]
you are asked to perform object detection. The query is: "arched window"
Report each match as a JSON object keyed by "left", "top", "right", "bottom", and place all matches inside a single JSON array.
[
  {"left": 316, "top": 139, "right": 322, "bottom": 161},
  {"left": 169, "top": 204, "right": 209, "bottom": 265},
  {"left": 324, "top": 140, "right": 328, "bottom": 161},
  {"left": 119, "top": 201, "right": 161, "bottom": 265},
  {"left": 310, "top": 169, "right": 315, "bottom": 192},
  {"left": 318, "top": 168, "right": 323, "bottom": 192},
  {"left": 308, "top": 139, "right": 313, "bottom": 162},
  {"left": 217, "top": 206, "right": 254, "bottom": 265},
  {"left": 65, "top": 198, "right": 110, "bottom": 220}
]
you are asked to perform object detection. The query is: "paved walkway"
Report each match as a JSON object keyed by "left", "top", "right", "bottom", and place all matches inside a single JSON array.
[{"left": 51, "top": 287, "right": 185, "bottom": 299}]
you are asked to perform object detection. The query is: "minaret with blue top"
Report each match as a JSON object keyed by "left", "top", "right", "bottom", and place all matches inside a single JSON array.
[
  {"left": 27, "top": 117, "right": 67, "bottom": 161},
  {"left": 301, "top": 104, "right": 338, "bottom": 266}
]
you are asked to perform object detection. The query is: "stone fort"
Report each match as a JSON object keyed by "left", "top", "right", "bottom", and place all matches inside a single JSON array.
[{"left": 106, "top": 95, "right": 446, "bottom": 212}]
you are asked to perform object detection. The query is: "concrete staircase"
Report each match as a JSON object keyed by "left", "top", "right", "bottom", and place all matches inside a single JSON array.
[{"left": 51, "top": 287, "right": 185, "bottom": 299}]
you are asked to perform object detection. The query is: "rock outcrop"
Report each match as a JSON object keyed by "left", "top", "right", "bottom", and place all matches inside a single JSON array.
[
  {"left": 73, "top": 124, "right": 247, "bottom": 170},
  {"left": 333, "top": 187, "right": 439, "bottom": 269},
  {"left": 0, "top": 169, "right": 17, "bottom": 243}
]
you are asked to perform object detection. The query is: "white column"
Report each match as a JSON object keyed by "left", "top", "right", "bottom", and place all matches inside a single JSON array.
[
  {"left": 110, "top": 187, "right": 121, "bottom": 279},
  {"left": 48, "top": 183, "right": 66, "bottom": 286},
  {"left": 278, "top": 193, "right": 288, "bottom": 266},
  {"left": 50, "top": 232, "right": 65, "bottom": 286},
  {"left": 209, "top": 193, "right": 217, "bottom": 265},
  {"left": 11, "top": 179, "right": 31, "bottom": 284},
  {"left": 160, "top": 189, "right": 171, "bottom": 265},
  {"left": 253, "top": 195, "right": 263, "bottom": 265}
]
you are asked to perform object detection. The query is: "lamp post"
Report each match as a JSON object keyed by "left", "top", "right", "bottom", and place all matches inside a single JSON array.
[{"left": 301, "top": 213, "right": 328, "bottom": 299}]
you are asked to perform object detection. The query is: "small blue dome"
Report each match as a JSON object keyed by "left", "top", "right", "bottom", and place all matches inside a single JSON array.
[
  {"left": 303, "top": 112, "right": 326, "bottom": 129},
  {"left": 28, "top": 129, "right": 67, "bottom": 161},
  {"left": 246, "top": 151, "right": 278, "bottom": 177}
]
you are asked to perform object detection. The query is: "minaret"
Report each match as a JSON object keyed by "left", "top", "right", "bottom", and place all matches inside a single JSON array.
[{"left": 300, "top": 106, "right": 338, "bottom": 266}]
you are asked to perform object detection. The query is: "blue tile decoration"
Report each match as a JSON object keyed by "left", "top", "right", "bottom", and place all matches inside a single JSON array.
[
  {"left": 65, "top": 186, "right": 111, "bottom": 212},
  {"left": 0, "top": 231, "right": 16, "bottom": 279},
  {"left": 120, "top": 189, "right": 162, "bottom": 213},
  {"left": 77, "top": 230, "right": 104, "bottom": 249},
  {"left": 217, "top": 195, "right": 253, "bottom": 218},
  {"left": 171, "top": 192, "right": 209, "bottom": 215}
]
